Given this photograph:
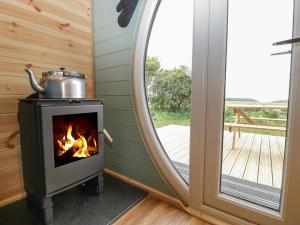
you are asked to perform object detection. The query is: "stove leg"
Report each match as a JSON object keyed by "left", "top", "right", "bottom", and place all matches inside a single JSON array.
[
  {"left": 83, "top": 173, "right": 104, "bottom": 196},
  {"left": 26, "top": 194, "right": 53, "bottom": 225}
]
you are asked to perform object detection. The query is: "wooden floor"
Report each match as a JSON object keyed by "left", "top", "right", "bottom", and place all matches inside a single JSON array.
[
  {"left": 156, "top": 125, "right": 285, "bottom": 188},
  {"left": 114, "top": 195, "right": 211, "bottom": 225}
]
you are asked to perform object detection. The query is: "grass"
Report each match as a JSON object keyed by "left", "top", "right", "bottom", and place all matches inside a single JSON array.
[
  {"left": 150, "top": 110, "right": 190, "bottom": 128},
  {"left": 224, "top": 127, "right": 286, "bottom": 137},
  {"left": 150, "top": 108, "right": 287, "bottom": 137}
]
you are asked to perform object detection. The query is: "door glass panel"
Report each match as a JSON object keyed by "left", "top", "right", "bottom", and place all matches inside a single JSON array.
[
  {"left": 220, "top": 0, "right": 293, "bottom": 211},
  {"left": 145, "top": 0, "right": 194, "bottom": 183}
]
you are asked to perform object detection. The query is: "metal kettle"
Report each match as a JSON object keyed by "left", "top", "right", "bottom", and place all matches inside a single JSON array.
[{"left": 25, "top": 67, "right": 86, "bottom": 99}]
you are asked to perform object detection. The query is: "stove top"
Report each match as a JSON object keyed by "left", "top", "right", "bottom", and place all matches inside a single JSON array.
[{"left": 19, "top": 93, "right": 103, "bottom": 104}]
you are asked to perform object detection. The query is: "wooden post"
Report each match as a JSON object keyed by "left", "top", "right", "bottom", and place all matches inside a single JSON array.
[
  {"left": 231, "top": 130, "right": 236, "bottom": 149},
  {"left": 237, "top": 109, "right": 241, "bottom": 137},
  {"left": 231, "top": 107, "right": 240, "bottom": 149}
]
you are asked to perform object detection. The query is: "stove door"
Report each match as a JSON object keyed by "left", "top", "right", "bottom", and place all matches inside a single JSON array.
[{"left": 40, "top": 104, "right": 104, "bottom": 195}]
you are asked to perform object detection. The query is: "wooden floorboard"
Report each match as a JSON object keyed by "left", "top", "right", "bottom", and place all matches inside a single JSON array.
[
  {"left": 113, "top": 195, "right": 211, "bottom": 225},
  {"left": 157, "top": 125, "right": 285, "bottom": 188}
]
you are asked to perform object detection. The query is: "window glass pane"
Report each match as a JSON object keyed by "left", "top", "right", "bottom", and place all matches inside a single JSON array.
[
  {"left": 145, "top": 0, "right": 194, "bottom": 183},
  {"left": 220, "top": 0, "right": 293, "bottom": 211}
]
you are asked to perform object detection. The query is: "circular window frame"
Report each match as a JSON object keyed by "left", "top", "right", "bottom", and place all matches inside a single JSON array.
[{"left": 131, "top": 0, "right": 189, "bottom": 204}]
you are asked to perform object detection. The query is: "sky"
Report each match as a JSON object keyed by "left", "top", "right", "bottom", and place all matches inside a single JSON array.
[
  {"left": 147, "top": 0, "right": 294, "bottom": 102},
  {"left": 147, "top": 0, "right": 193, "bottom": 70}
]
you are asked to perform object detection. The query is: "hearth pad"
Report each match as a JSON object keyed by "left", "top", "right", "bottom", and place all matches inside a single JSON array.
[{"left": 0, "top": 174, "right": 147, "bottom": 225}]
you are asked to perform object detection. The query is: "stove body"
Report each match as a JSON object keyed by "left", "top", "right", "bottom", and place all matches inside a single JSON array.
[{"left": 18, "top": 98, "right": 104, "bottom": 225}]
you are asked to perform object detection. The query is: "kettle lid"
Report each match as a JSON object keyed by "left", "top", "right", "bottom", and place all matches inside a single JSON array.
[{"left": 42, "top": 67, "right": 85, "bottom": 79}]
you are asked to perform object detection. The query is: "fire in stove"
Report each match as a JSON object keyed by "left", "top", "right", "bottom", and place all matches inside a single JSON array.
[
  {"left": 57, "top": 124, "right": 97, "bottom": 158},
  {"left": 53, "top": 113, "right": 98, "bottom": 167}
]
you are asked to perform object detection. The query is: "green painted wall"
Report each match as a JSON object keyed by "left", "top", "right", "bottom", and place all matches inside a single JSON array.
[{"left": 92, "top": 0, "right": 172, "bottom": 195}]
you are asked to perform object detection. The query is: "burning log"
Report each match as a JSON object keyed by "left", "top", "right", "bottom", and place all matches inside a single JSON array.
[
  {"left": 57, "top": 147, "right": 77, "bottom": 162},
  {"left": 55, "top": 124, "right": 98, "bottom": 160},
  {"left": 87, "top": 146, "right": 97, "bottom": 154}
]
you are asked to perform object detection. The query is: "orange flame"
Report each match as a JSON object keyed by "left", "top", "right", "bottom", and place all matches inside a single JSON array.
[{"left": 57, "top": 124, "right": 97, "bottom": 158}]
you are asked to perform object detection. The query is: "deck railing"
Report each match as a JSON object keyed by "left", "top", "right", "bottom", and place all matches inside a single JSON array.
[{"left": 224, "top": 103, "right": 287, "bottom": 149}]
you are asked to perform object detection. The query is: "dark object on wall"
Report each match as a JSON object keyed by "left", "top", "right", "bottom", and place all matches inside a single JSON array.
[{"left": 116, "top": 0, "right": 139, "bottom": 27}]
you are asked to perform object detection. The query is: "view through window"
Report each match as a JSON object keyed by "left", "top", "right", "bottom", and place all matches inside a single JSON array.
[
  {"left": 220, "top": 0, "right": 293, "bottom": 211},
  {"left": 145, "top": 0, "right": 194, "bottom": 183}
]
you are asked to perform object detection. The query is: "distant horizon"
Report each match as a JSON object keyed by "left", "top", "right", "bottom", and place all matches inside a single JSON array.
[
  {"left": 147, "top": 56, "right": 289, "bottom": 103},
  {"left": 225, "top": 98, "right": 288, "bottom": 103}
]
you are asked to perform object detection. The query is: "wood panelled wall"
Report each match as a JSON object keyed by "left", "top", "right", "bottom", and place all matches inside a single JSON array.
[
  {"left": 0, "top": 0, "right": 95, "bottom": 205},
  {"left": 93, "top": 0, "right": 172, "bottom": 195}
]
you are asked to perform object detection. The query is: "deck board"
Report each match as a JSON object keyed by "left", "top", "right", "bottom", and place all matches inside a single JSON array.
[
  {"left": 156, "top": 125, "right": 286, "bottom": 188},
  {"left": 276, "top": 136, "right": 286, "bottom": 160},
  {"left": 258, "top": 135, "right": 273, "bottom": 186},
  {"left": 222, "top": 134, "right": 247, "bottom": 175},
  {"left": 269, "top": 136, "right": 283, "bottom": 188},
  {"left": 229, "top": 133, "right": 255, "bottom": 178},
  {"left": 243, "top": 135, "right": 261, "bottom": 183},
  {"left": 156, "top": 125, "right": 190, "bottom": 165},
  {"left": 222, "top": 132, "right": 235, "bottom": 160}
]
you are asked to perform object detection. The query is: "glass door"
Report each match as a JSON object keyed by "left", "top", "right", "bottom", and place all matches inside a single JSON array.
[{"left": 203, "top": 0, "right": 300, "bottom": 224}]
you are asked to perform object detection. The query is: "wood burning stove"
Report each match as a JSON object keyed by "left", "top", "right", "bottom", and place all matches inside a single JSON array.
[{"left": 18, "top": 96, "right": 104, "bottom": 225}]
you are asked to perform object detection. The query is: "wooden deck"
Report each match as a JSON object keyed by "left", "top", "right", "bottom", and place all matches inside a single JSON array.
[{"left": 156, "top": 125, "right": 285, "bottom": 188}]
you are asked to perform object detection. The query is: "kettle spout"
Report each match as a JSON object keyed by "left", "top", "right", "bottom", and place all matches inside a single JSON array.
[{"left": 24, "top": 68, "right": 45, "bottom": 94}]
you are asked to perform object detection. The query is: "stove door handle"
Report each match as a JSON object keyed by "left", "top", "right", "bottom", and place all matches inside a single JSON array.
[{"left": 102, "top": 129, "right": 113, "bottom": 144}]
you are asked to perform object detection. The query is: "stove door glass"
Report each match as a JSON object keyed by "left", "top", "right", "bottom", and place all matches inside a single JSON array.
[{"left": 52, "top": 112, "right": 99, "bottom": 167}]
